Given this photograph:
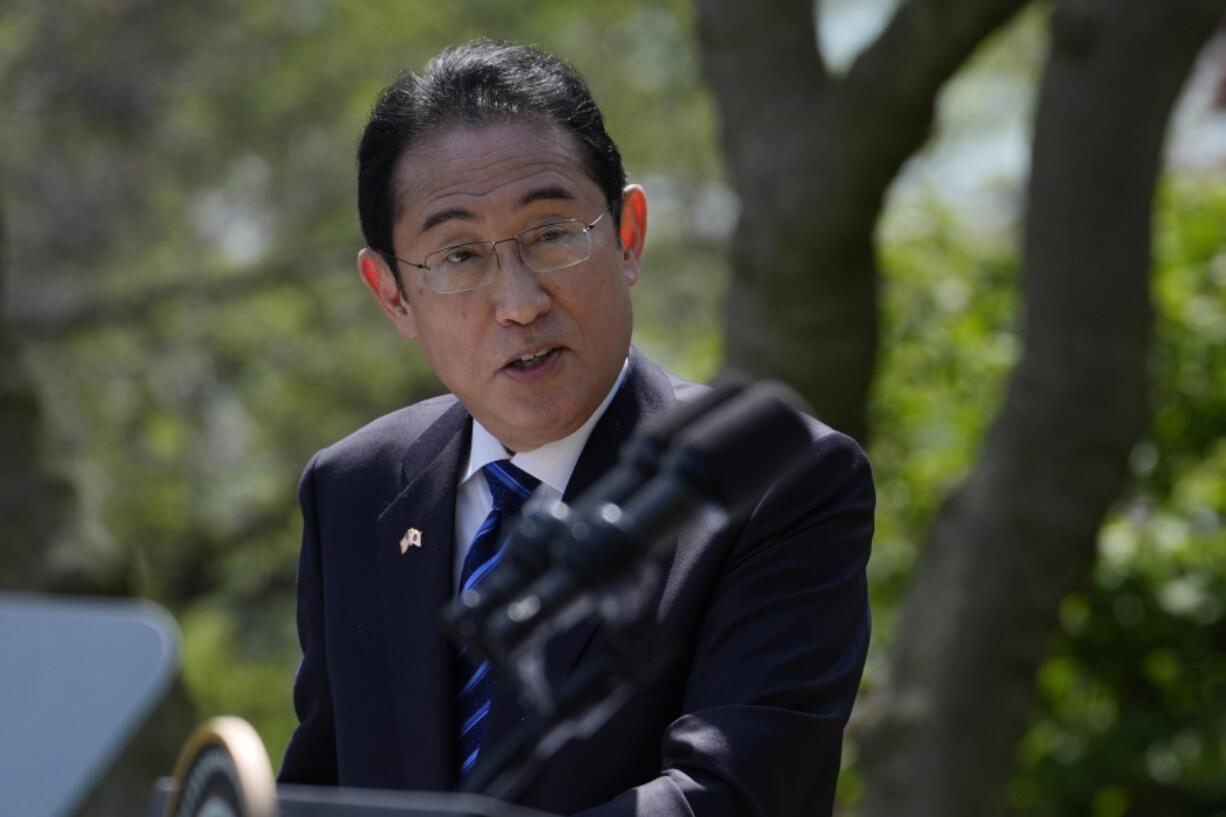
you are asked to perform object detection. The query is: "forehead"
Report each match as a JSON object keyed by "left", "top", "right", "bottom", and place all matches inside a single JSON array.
[{"left": 392, "top": 121, "right": 597, "bottom": 229}]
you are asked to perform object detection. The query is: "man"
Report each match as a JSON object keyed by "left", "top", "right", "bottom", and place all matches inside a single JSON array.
[{"left": 279, "top": 40, "right": 874, "bottom": 816}]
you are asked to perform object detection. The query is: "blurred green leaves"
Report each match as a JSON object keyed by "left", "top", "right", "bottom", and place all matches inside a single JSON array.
[
  {"left": 1011, "top": 178, "right": 1226, "bottom": 816},
  {"left": 4, "top": 0, "right": 724, "bottom": 764},
  {"left": 3, "top": 2, "right": 1224, "bottom": 813}
]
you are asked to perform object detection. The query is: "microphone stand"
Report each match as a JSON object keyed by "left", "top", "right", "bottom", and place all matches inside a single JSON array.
[{"left": 460, "top": 562, "right": 676, "bottom": 801}]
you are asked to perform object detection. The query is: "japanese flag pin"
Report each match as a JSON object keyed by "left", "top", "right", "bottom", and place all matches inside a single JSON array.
[{"left": 399, "top": 528, "right": 423, "bottom": 554}]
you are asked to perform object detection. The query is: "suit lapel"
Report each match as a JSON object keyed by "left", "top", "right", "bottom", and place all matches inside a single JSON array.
[
  {"left": 374, "top": 400, "right": 469, "bottom": 791},
  {"left": 565, "top": 349, "right": 676, "bottom": 502}
]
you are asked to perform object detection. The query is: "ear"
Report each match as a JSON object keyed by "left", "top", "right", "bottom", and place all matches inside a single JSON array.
[
  {"left": 618, "top": 184, "right": 647, "bottom": 286},
  {"left": 358, "top": 248, "right": 419, "bottom": 340}
]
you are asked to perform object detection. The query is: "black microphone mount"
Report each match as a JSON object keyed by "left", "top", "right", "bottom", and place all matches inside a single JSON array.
[{"left": 439, "top": 379, "right": 817, "bottom": 800}]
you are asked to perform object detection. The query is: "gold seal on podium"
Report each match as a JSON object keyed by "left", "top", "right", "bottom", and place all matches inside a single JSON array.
[{"left": 163, "top": 716, "right": 277, "bottom": 817}]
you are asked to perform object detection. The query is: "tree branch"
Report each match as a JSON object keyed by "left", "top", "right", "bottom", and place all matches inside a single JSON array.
[
  {"left": 695, "top": 0, "right": 1031, "bottom": 440},
  {"left": 861, "top": 1, "right": 1226, "bottom": 814},
  {"left": 832, "top": 0, "right": 1031, "bottom": 222},
  {"left": 695, "top": 0, "right": 829, "bottom": 218}
]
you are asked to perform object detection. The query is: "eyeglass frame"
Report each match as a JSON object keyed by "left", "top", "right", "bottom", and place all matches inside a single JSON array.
[{"left": 380, "top": 199, "right": 618, "bottom": 296}]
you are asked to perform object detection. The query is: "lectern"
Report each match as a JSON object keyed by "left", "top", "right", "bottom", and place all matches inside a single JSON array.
[
  {"left": 150, "top": 716, "right": 556, "bottom": 817},
  {"left": 0, "top": 593, "right": 179, "bottom": 817},
  {"left": 148, "top": 778, "right": 556, "bottom": 817}
]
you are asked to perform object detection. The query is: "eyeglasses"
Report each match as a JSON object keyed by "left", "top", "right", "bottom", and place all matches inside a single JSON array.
[{"left": 383, "top": 201, "right": 616, "bottom": 294}]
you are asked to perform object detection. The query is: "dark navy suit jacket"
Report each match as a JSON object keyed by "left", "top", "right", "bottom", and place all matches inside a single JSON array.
[{"left": 278, "top": 351, "right": 874, "bottom": 816}]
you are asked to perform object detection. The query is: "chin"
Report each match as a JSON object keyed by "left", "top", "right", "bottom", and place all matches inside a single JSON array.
[{"left": 504, "top": 411, "right": 581, "bottom": 451}]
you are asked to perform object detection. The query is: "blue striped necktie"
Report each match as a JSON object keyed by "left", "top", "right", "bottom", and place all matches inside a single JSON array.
[{"left": 455, "top": 459, "right": 540, "bottom": 778}]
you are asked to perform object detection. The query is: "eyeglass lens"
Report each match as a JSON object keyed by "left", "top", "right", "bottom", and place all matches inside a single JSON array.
[{"left": 423, "top": 219, "right": 593, "bottom": 293}]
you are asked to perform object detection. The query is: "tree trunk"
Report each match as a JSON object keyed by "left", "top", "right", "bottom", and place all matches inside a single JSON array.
[
  {"left": 696, "top": 0, "right": 1029, "bottom": 441},
  {"left": 860, "top": 2, "right": 1225, "bottom": 815}
]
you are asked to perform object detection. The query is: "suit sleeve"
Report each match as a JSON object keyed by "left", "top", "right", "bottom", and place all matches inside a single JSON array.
[
  {"left": 278, "top": 453, "right": 340, "bottom": 784},
  {"left": 573, "top": 428, "right": 874, "bottom": 817}
]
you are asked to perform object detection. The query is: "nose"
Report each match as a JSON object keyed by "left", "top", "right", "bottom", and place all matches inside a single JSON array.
[{"left": 490, "top": 240, "right": 551, "bottom": 326}]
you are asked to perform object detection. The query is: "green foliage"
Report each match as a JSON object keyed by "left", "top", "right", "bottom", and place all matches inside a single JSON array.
[
  {"left": 864, "top": 176, "right": 1226, "bottom": 817},
  {"left": 869, "top": 199, "right": 1020, "bottom": 645},
  {"left": 3, "top": 0, "right": 722, "bottom": 766},
  {"left": 1010, "top": 179, "right": 1226, "bottom": 817},
  {"left": 7, "top": 3, "right": 1224, "bottom": 813}
]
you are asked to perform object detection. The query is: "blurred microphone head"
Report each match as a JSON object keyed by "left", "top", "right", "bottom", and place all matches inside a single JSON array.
[
  {"left": 663, "top": 381, "right": 815, "bottom": 515},
  {"left": 573, "top": 376, "right": 748, "bottom": 514}
]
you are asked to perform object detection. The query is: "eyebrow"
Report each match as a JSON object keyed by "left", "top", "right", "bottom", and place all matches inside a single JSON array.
[
  {"left": 418, "top": 186, "right": 576, "bottom": 234},
  {"left": 420, "top": 208, "right": 472, "bottom": 233},
  {"left": 518, "top": 186, "right": 574, "bottom": 208}
]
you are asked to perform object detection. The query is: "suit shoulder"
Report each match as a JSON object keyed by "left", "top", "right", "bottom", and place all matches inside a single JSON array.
[
  {"left": 800, "top": 415, "right": 873, "bottom": 485},
  {"left": 808, "top": 416, "right": 868, "bottom": 459},
  {"left": 776, "top": 416, "right": 874, "bottom": 526},
  {"left": 307, "top": 393, "right": 462, "bottom": 480}
]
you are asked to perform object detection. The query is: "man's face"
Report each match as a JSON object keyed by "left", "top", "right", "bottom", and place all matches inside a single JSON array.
[{"left": 359, "top": 121, "right": 646, "bottom": 452}]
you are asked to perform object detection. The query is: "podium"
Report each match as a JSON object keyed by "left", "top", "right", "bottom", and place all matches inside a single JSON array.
[
  {"left": 0, "top": 593, "right": 179, "bottom": 817},
  {"left": 147, "top": 779, "right": 556, "bottom": 817},
  {"left": 0, "top": 593, "right": 555, "bottom": 817},
  {"left": 151, "top": 716, "right": 556, "bottom": 817}
]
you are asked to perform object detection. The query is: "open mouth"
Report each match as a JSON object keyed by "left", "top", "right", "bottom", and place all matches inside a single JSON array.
[{"left": 507, "top": 348, "right": 558, "bottom": 370}]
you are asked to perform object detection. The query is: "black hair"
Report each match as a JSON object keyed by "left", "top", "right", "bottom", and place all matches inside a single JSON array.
[{"left": 357, "top": 40, "right": 626, "bottom": 258}]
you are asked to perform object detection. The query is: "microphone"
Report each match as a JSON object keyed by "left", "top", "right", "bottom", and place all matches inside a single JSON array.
[
  {"left": 440, "top": 376, "right": 748, "bottom": 646},
  {"left": 484, "top": 381, "right": 815, "bottom": 658},
  {"left": 568, "top": 375, "right": 748, "bottom": 514},
  {"left": 459, "top": 380, "right": 817, "bottom": 799}
]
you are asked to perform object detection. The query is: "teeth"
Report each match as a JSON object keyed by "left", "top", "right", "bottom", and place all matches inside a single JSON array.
[{"left": 511, "top": 349, "right": 552, "bottom": 368}]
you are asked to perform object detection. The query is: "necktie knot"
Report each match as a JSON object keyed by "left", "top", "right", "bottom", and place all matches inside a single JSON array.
[{"left": 481, "top": 460, "right": 539, "bottom": 514}]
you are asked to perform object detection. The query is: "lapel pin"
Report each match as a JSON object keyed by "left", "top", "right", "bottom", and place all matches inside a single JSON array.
[{"left": 399, "top": 528, "right": 423, "bottom": 554}]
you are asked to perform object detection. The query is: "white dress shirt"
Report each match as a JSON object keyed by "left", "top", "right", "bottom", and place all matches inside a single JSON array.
[{"left": 452, "top": 359, "right": 629, "bottom": 588}]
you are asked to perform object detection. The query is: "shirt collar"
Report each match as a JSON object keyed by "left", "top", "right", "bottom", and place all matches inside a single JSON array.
[{"left": 462, "top": 357, "right": 629, "bottom": 495}]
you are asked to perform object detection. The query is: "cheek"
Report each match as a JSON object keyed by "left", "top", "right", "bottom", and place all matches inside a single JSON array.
[{"left": 418, "top": 310, "right": 481, "bottom": 368}]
